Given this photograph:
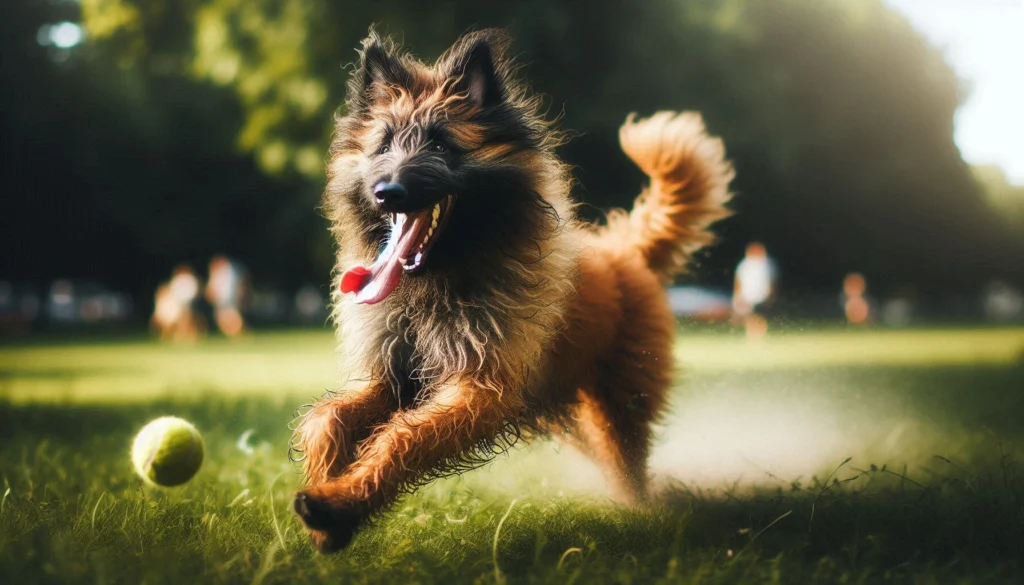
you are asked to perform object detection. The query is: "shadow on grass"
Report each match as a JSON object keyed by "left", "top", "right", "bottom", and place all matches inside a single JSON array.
[{"left": 450, "top": 447, "right": 1024, "bottom": 583}]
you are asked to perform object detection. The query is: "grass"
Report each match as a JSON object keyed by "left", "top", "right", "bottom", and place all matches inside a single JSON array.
[{"left": 1, "top": 327, "right": 1023, "bottom": 584}]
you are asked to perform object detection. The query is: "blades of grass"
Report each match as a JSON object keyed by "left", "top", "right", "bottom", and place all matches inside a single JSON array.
[
  {"left": 665, "top": 556, "right": 679, "bottom": 579},
  {"left": 270, "top": 497, "right": 286, "bottom": 550},
  {"left": 557, "top": 547, "right": 583, "bottom": 571},
  {"left": 879, "top": 468, "right": 925, "bottom": 489},
  {"left": 987, "top": 426, "right": 1014, "bottom": 494},
  {"left": 91, "top": 492, "right": 105, "bottom": 530},
  {"left": 733, "top": 510, "right": 793, "bottom": 562},
  {"left": 935, "top": 455, "right": 979, "bottom": 492},
  {"left": 1, "top": 486, "right": 10, "bottom": 515},
  {"left": 251, "top": 540, "right": 280, "bottom": 585},
  {"left": 532, "top": 526, "right": 548, "bottom": 568},
  {"left": 266, "top": 473, "right": 286, "bottom": 550},
  {"left": 228, "top": 488, "right": 250, "bottom": 508},
  {"left": 822, "top": 457, "right": 853, "bottom": 488},
  {"left": 752, "top": 509, "right": 793, "bottom": 543},
  {"left": 809, "top": 457, "right": 863, "bottom": 531},
  {"left": 492, "top": 498, "right": 519, "bottom": 585}
]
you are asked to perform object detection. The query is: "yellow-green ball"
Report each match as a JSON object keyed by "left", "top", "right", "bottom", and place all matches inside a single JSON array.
[{"left": 131, "top": 417, "right": 205, "bottom": 487}]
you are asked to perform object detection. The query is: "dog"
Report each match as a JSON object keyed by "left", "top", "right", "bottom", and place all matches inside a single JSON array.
[{"left": 291, "top": 28, "right": 734, "bottom": 552}]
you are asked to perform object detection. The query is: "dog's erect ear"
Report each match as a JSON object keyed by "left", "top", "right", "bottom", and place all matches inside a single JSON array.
[
  {"left": 447, "top": 36, "right": 503, "bottom": 110},
  {"left": 350, "top": 30, "right": 410, "bottom": 109}
]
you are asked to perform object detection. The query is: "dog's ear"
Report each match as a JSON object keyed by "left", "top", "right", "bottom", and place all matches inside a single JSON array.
[
  {"left": 349, "top": 29, "right": 411, "bottom": 110},
  {"left": 445, "top": 33, "right": 505, "bottom": 110}
]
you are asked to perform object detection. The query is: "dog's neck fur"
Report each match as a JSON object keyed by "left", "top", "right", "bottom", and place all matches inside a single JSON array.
[{"left": 330, "top": 159, "right": 580, "bottom": 403}]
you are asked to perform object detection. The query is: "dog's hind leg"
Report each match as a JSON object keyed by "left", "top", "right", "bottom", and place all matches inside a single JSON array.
[
  {"left": 566, "top": 308, "right": 673, "bottom": 503},
  {"left": 569, "top": 378, "right": 659, "bottom": 503}
]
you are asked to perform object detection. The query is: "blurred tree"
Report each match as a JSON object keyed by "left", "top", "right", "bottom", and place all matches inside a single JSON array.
[
  {"left": 79, "top": 0, "right": 345, "bottom": 179},
  {"left": 973, "top": 166, "right": 1024, "bottom": 228},
  {"left": 1, "top": 0, "right": 331, "bottom": 306}
]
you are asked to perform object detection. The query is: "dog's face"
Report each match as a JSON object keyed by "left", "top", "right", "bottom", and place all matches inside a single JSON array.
[{"left": 328, "top": 30, "right": 557, "bottom": 304}]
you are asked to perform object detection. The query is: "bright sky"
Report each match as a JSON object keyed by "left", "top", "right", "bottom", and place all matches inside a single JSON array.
[{"left": 884, "top": 0, "right": 1024, "bottom": 184}]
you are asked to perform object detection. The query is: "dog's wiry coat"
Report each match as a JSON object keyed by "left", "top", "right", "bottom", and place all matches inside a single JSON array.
[{"left": 291, "top": 28, "right": 734, "bottom": 552}]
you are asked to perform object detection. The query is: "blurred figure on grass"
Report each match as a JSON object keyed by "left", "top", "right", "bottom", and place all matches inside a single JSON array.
[
  {"left": 151, "top": 265, "right": 205, "bottom": 343},
  {"left": 880, "top": 285, "right": 916, "bottom": 328},
  {"left": 842, "top": 272, "right": 872, "bottom": 326},
  {"left": 206, "top": 255, "right": 251, "bottom": 338},
  {"left": 732, "top": 242, "right": 777, "bottom": 340},
  {"left": 983, "top": 280, "right": 1023, "bottom": 323}
]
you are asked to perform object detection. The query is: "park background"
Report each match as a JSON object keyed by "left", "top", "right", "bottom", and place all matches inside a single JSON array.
[
  {"left": 2, "top": 0, "right": 1023, "bottom": 326},
  {"left": 2, "top": 0, "right": 1024, "bottom": 583}
]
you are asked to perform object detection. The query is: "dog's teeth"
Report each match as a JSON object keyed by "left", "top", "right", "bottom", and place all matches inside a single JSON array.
[
  {"left": 432, "top": 205, "right": 440, "bottom": 220},
  {"left": 415, "top": 252, "right": 423, "bottom": 264}
]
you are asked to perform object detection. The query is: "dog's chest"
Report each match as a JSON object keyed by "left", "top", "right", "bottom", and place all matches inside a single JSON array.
[{"left": 378, "top": 306, "right": 491, "bottom": 370}]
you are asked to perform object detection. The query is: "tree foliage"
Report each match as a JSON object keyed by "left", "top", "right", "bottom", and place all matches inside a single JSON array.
[
  {"left": 974, "top": 166, "right": 1024, "bottom": 228},
  {"left": 3, "top": 0, "right": 1019, "bottom": 307}
]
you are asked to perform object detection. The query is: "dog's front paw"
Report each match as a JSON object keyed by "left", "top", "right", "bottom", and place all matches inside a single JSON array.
[{"left": 293, "top": 491, "right": 364, "bottom": 553}]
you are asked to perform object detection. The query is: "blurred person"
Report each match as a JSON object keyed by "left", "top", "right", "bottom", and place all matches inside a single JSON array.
[
  {"left": 842, "top": 272, "right": 871, "bottom": 325},
  {"left": 982, "top": 280, "right": 1023, "bottom": 322},
  {"left": 151, "top": 284, "right": 181, "bottom": 340},
  {"left": 732, "top": 242, "right": 777, "bottom": 340},
  {"left": 151, "top": 265, "right": 205, "bottom": 342},
  {"left": 47, "top": 279, "right": 77, "bottom": 323},
  {"left": 205, "top": 255, "right": 251, "bottom": 337},
  {"left": 881, "top": 285, "right": 916, "bottom": 328},
  {"left": 881, "top": 298, "right": 912, "bottom": 328}
]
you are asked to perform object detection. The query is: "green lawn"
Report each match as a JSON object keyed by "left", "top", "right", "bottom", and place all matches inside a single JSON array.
[{"left": 2, "top": 328, "right": 1023, "bottom": 584}]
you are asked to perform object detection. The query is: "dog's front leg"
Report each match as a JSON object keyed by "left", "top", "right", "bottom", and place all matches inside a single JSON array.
[
  {"left": 294, "top": 380, "right": 521, "bottom": 552},
  {"left": 292, "top": 384, "right": 397, "bottom": 486}
]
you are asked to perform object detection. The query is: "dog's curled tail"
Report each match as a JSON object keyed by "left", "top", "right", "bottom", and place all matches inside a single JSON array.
[{"left": 611, "top": 111, "right": 734, "bottom": 281}]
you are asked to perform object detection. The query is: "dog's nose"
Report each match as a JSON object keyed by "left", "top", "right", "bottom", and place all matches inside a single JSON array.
[{"left": 374, "top": 182, "right": 407, "bottom": 206}]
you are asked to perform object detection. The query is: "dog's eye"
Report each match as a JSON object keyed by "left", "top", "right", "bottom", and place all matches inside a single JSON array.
[
  {"left": 378, "top": 144, "right": 391, "bottom": 155},
  {"left": 431, "top": 143, "right": 446, "bottom": 153}
]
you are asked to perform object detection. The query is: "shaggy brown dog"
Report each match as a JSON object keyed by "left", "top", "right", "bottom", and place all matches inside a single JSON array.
[{"left": 291, "top": 28, "right": 734, "bottom": 552}]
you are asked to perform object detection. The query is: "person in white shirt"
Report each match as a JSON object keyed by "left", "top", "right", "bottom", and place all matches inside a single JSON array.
[
  {"left": 206, "top": 255, "right": 250, "bottom": 338},
  {"left": 733, "top": 242, "right": 777, "bottom": 339},
  {"left": 151, "top": 265, "right": 205, "bottom": 342}
]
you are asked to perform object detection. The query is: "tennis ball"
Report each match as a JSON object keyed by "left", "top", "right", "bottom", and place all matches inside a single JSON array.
[{"left": 131, "top": 416, "right": 205, "bottom": 487}]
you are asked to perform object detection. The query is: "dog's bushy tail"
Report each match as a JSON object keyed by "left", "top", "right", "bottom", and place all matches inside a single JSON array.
[{"left": 607, "top": 111, "right": 734, "bottom": 281}]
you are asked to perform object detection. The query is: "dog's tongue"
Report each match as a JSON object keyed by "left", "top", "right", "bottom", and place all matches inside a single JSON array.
[{"left": 340, "top": 213, "right": 427, "bottom": 304}]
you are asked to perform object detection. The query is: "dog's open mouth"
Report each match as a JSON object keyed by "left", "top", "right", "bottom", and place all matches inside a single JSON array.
[{"left": 339, "top": 195, "right": 455, "bottom": 304}]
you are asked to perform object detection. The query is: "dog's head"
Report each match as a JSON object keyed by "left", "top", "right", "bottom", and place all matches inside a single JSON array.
[{"left": 326, "top": 29, "right": 565, "bottom": 305}]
